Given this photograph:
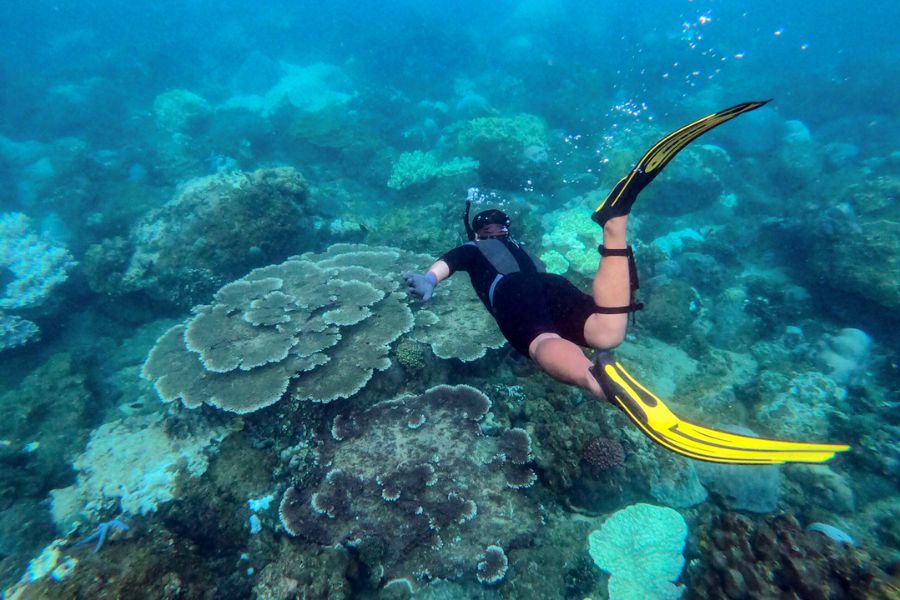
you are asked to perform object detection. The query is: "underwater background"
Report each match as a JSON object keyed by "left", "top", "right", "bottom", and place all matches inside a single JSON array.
[{"left": 0, "top": 0, "right": 898, "bottom": 597}]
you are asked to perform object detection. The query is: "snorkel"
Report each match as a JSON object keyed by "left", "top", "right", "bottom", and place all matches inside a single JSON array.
[{"left": 464, "top": 187, "right": 476, "bottom": 241}]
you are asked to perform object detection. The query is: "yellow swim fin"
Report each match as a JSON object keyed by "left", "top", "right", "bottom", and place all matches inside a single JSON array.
[
  {"left": 590, "top": 352, "right": 850, "bottom": 464},
  {"left": 593, "top": 100, "right": 771, "bottom": 226}
]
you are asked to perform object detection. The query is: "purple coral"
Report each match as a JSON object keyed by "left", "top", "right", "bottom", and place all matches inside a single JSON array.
[
  {"left": 476, "top": 545, "right": 508, "bottom": 585},
  {"left": 277, "top": 384, "right": 540, "bottom": 584},
  {"left": 499, "top": 428, "right": 532, "bottom": 465},
  {"left": 582, "top": 436, "right": 625, "bottom": 473}
]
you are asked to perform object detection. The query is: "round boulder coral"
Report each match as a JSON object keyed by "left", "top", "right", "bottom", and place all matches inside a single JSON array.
[{"left": 122, "top": 167, "right": 316, "bottom": 306}]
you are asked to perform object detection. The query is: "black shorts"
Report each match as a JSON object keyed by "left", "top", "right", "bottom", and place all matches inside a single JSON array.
[{"left": 491, "top": 272, "right": 601, "bottom": 356}]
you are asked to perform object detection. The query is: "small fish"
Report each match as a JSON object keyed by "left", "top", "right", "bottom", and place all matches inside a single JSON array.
[{"left": 807, "top": 522, "right": 856, "bottom": 546}]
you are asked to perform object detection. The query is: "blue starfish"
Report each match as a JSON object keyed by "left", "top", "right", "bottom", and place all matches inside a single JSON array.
[{"left": 71, "top": 518, "right": 130, "bottom": 553}]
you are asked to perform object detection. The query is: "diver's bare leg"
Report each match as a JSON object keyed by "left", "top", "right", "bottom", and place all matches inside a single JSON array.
[
  {"left": 529, "top": 333, "right": 605, "bottom": 399},
  {"left": 584, "top": 215, "right": 631, "bottom": 349}
]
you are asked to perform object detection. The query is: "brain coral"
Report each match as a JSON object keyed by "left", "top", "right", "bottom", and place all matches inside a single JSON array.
[
  {"left": 278, "top": 384, "right": 540, "bottom": 587},
  {"left": 122, "top": 167, "right": 316, "bottom": 306},
  {"left": 142, "top": 244, "right": 420, "bottom": 413}
]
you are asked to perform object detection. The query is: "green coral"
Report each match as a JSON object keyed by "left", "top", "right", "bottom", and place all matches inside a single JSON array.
[
  {"left": 394, "top": 339, "right": 426, "bottom": 371},
  {"left": 386, "top": 150, "right": 478, "bottom": 190},
  {"left": 539, "top": 249, "right": 570, "bottom": 275},
  {"left": 588, "top": 503, "right": 687, "bottom": 600},
  {"left": 458, "top": 113, "right": 548, "bottom": 149},
  {"left": 540, "top": 202, "right": 602, "bottom": 277}
]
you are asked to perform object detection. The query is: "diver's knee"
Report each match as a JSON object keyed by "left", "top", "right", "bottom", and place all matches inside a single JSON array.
[
  {"left": 584, "top": 315, "right": 626, "bottom": 349},
  {"left": 528, "top": 333, "right": 562, "bottom": 360}
]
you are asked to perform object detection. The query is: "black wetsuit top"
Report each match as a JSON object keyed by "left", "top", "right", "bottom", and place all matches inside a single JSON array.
[
  {"left": 439, "top": 239, "right": 541, "bottom": 310},
  {"left": 440, "top": 238, "right": 602, "bottom": 356}
]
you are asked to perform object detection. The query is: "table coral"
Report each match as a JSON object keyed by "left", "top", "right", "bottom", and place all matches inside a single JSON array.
[
  {"left": 410, "top": 273, "right": 506, "bottom": 362},
  {"left": 143, "top": 241, "right": 515, "bottom": 412},
  {"left": 278, "top": 384, "right": 541, "bottom": 587}
]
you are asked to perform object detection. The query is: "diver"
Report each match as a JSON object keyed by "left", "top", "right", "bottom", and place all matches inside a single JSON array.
[{"left": 403, "top": 101, "right": 849, "bottom": 465}]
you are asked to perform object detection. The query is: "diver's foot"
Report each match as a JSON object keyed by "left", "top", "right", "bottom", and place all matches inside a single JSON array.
[{"left": 592, "top": 176, "right": 638, "bottom": 227}]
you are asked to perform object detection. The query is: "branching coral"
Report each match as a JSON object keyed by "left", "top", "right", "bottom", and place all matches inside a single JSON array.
[{"left": 278, "top": 384, "right": 541, "bottom": 586}]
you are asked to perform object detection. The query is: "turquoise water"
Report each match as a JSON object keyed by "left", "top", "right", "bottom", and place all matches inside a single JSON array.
[{"left": 0, "top": 1, "right": 897, "bottom": 598}]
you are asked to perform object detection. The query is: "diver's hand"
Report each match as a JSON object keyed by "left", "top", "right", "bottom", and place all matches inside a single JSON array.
[{"left": 402, "top": 271, "right": 437, "bottom": 301}]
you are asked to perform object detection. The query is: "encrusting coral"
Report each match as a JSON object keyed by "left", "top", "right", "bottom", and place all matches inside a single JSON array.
[{"left": 278, "top": 384, "right": 541, "bottom": 588}]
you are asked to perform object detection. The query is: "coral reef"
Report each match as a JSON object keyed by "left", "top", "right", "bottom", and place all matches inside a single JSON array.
[
  {"left": 581, "top": 436, "right": 625, "bottom": 474},
  {"left": 754, "top": 371, "right": 848, "bottom": 439},
  {"left": 457, "top": 113, "right": 549, "bottom": 186},
  {"left": 120, "top": 167, "right": 316, "bottom": 307},
  {"left": 539, "top": 202, "right": 603, "bottom": 277},
  {"left": 686, "top": 512, "right": 877, "bottom": 599},
  {"left": 588, "top": 503, "right": 687, "bottom": 600},
  {"left": 278, "top": 384, "right": 541, "bottom": 587},
  {"left": 807, "top": 175, "right": 900, "bottom": 310},
  {"left": 143, "top": 243, "right": 511, "bottom": 412},
  {"left": 252, "top": 539, "right": 351, "bottom": 600}
]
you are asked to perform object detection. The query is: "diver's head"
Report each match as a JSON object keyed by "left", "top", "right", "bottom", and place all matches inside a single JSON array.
[{"left": 472, "top": 209, "right": 510, "bottom": 240}]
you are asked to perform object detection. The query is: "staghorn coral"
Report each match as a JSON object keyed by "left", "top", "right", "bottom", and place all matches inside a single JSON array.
[
  {"left": 278, "top": 384, "right": 541, "bottom": 587},
  {"left": 121, "top": 167, "right": 316, "bottom": 307}
]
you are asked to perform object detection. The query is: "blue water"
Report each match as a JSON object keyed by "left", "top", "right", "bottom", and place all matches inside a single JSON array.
[{"left": 0, "top": 1, "right": 897, "bottom": 598}]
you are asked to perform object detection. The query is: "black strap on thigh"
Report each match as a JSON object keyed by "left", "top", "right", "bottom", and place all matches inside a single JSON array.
[{"left": 596, "top": 245, "right": 644, "bottom": 321}]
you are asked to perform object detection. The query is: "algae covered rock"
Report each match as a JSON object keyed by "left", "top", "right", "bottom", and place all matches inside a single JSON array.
[
  {"left": 809, "top": 175, "right": 900, "bottom": 310},
  {"left": 640, "top": 279, "right": 700, "bottom": 344},
  {"left": 121, "top": 167, "right": 316, "bottom": 307}
]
